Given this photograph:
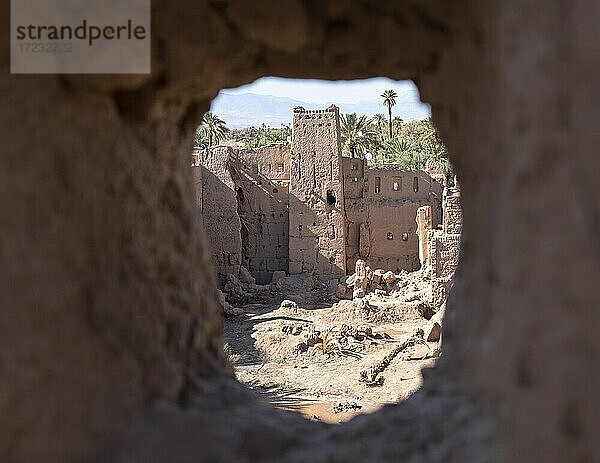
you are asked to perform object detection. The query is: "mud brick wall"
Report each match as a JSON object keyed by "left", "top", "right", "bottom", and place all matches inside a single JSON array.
[
  {"left": 443, "top": 189, "right": 462, "bottom": 235},
  {"left": 232, "top": 145, "right": 290, "bottom": 284},
  {"left": 289, "top": 106, "right": 346, "bottom": 278},
  {"left": 200, "top": 144, "right": 290, "bottom": 284},
  {"left": 343, "top": 162, "right": 443, "bottom": 272},
  {"left": 200, "top": 147, "right": 243, "bottom": 281},
  {"left": 430, "top": 232, "right": 461, "bottom": 280}
]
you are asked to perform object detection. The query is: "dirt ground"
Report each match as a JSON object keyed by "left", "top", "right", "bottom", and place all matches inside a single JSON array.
[{"left": 223, "top": 271, "right": 441, "bottom": 424}]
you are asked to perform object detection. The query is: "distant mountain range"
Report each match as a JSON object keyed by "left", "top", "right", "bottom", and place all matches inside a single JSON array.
[{"left": 210, "top": 92, "right": 431, "bottom": 129}]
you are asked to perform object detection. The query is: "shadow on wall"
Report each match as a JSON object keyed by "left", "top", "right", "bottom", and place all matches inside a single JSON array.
[{"left": 197, "top": 148, "right": 291, "bottom": 285}]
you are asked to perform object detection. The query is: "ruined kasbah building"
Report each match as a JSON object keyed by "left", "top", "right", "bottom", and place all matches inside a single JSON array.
[{"left": 192, "top": 105, "right": 462, "bottom": 304}]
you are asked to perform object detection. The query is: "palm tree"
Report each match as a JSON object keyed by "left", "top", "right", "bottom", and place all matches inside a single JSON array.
[
  {"left": 340, "top": 113, "right": 376, "bottom": 158},
  {"left": 386, "top": 139, "right": 425, "bottom": 170},
  {"left": 392, "top": 116, "right": 404, "bottom": 136},
  {"left": 193, "top": 128, "right": 209, "bottom": 148},
  {"left": 201, "top": 112, "right": 228, "bottom": 146},
  {"left": 372, "top": 113, "right": 386, "bottom": 136},
  {"left": 381, "top": 89, "right": 398, "bottom": 139}
]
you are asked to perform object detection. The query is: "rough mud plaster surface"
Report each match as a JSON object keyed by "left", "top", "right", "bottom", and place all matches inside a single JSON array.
[
  {"left": 198, "top": 145, "right": 290, "bottom": 284},
  {"left": 1, "top": 0, "right": 599, "bottom": 462}
]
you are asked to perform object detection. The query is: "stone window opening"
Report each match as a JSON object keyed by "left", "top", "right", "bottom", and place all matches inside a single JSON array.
[
  {"left": 326, "top": 190, "right": 336, "bottom": 206},
  {"left": 402, "top": 233, "right": 409, "bottom": 241},
  {"left": 191, "top": 78, "right": 460, "bottom": 444},
  {"left": 413, "top": 176, "right": 419, "bottom": 192}
]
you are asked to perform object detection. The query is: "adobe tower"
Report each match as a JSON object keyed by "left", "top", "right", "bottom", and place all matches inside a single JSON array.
[{"left": 288, "top": 105, "right": 346, "bottom": 278}]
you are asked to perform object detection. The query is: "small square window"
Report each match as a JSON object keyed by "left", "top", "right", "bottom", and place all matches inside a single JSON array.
[
  {"left": 351, "top": 163, "right": 358, "bottom": 170},
  {"left": 277, "top": 163, "right": 285, "bottom": 173},
  {"left": 353, "top": 177, "right": 359, "bottom": 182},
  {"left": 402, "top": 233, "right": 409, "bottom": 241},
  {"left": 387, "top": 232, "right": 394, "bottom": 240}
]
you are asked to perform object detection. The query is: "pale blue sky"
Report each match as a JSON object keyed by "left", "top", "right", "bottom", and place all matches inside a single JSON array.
[{"left": 219, "top": 77, "right": 425, "bottom": 105}]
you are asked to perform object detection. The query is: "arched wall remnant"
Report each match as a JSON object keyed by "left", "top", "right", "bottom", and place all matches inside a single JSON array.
[{"left": 1, "top": 1, "right": 599, "bottom": 462}]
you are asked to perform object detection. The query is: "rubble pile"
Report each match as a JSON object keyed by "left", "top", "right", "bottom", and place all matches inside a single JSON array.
[
  {"left": 332, "top": 401, "right": 362, "bottom": 414},
  {"left": 221, "top": 269, "right": 287, "bottom": 307},
  {"left": 280, "top": 314, "right": 385, "bottom": 358},
  {"left": 338, "top": 259, "right": 420, "bottom": 301}
]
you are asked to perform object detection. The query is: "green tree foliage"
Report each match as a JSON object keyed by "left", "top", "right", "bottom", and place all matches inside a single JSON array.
[
  {"left": 193, "top": 128, "right": 209, "bottom": 149},
  {"left": 372, "top": 113, "right": 386, "bottom": 137},
  {"left": 199, "top": 112, "right": 229, "bottom": 147},
  {"left": 192, "top": 110, "right": 451, "bottom": 178},
  {"left": 228, "top": 124, "right": 291, "bottom": 148},
  {"left": 340, "top": 113, "right": 377, "bottom": 158},
  {"left": 374, "top": 118, "right": 452, "bottom": 176}
]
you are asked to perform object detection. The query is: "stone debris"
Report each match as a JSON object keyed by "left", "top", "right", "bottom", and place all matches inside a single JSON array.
[
  {"left": 304, "top": 332, "right": 322, "bottom": 347},
  {"left": 342, "top": 260, "right": 407, "bottom": 302},
  {"left": 222, "top": 268, "right": 290, "bottom": 303},
  {"left": 280, "top": 299, "right": 299, "bottom": 310},
  {"left": 372, "top": 268, "right": 385, "bottom": 285},
  {"left": 239, "top": 265, "right": 256, "bottom": 285},
  {"left": 382, "top": 271, "right": 396, "bottom": 285},
  {"left": 332, "top": 401, "right": 362, "bottom": 414},
  {"left": 424, "top": 304, "right": 445, "bottom": 342},
  {"left": 218, "top": 289, "right": 245, "bottom": 316},
  {"left": 359, "top": 329, "right": 429, "bottom": 386}
]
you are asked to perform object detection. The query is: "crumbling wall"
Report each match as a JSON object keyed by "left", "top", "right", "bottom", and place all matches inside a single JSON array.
[
  {"left": 425, "top": 185, "right": 462, "bottom": 305},
  {"left": 289, "top": 106, "right": 346, "bottom": 279},
  {"left": 443, "top": 187, "right": 462, "bottom": 235},
  {"left": 416, "top": 205, "right": 433, "bottom": 268},
  {"left": 200, "top": 144, "right": 290, "bottom": 284},
  {"left": 200, "top": 147, "right": 244, "bottom": 281},
  {"left": 343, "top": 163, "right": 442, "bottom": 272},
  {"left": 426, "top": 157, "right": 447, "bottom": 188}
]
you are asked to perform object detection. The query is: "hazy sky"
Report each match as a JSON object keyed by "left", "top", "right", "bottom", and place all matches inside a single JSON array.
[{"left": 220, "top": 77, "right": 423, "bottom": 105}]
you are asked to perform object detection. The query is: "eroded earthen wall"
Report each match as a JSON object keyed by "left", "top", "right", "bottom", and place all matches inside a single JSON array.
[
  {"left": 289, "top": 106, "right": 346, "bottom": 278},
  {"left": 199, "top": 144, "right": 290, "bottom": 284},
  {"left": 200, "top": 147, "right": 243, "bottom": 281},
  {"left": 443, "top": 188, "right": 462, "bottom": 235},
  {"left": 343, "top": 159, "right": 442, "bottom": 272},
  {"left": 231, "top": 145, "right": 290, "bottom": 284}
]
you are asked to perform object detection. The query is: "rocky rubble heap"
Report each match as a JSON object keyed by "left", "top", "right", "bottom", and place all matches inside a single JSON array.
[
  {"left": 338, "top": 259, "right": 404, "bottom": 300},
  {"left": 221, "top": 269, "right": 287, "bottom": 308},
  {"left": 278, "top": 301, "right": 389, "bottom": 358}
]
